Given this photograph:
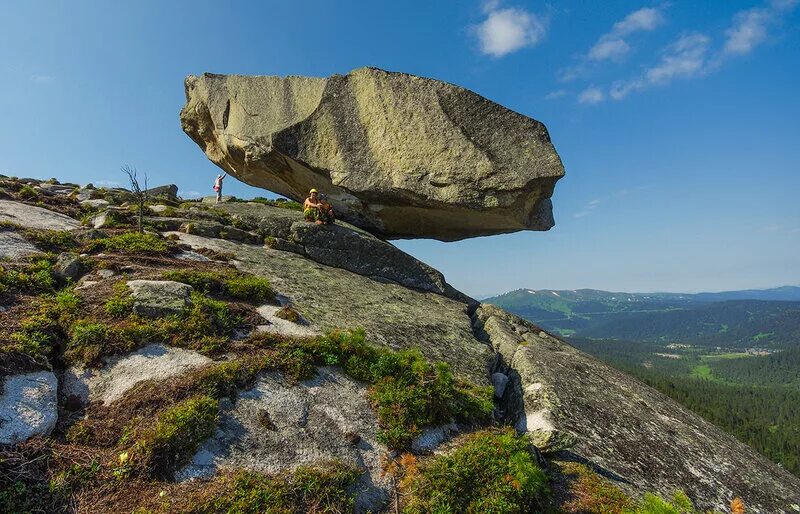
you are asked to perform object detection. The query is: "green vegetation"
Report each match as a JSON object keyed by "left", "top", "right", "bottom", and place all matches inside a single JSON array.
[
  {"left": 161, "top": 269, "right": 274, "bottom": 303},
  {"left": 570, "top": 338, "right": 800, "bottom": 476},
  {"left": 86, "top": 231, "right": 171, "bottom": 255},
  {"left": 3, "top": 289, "right": 80, "bottom": 369},
  {"left": 104, "top": 281, "right": 134, "bottom": 317},
  {"left": 21, "top": 229, "right": 78, "bottom": 253},
  {"left": 186, "top": 462, "right": 358, "bottom": 514},
  {"left": 630, "top": 490, "right": 701, "bottom": 514},
  {"left": 65, "top": 291, "right": 245, "bottom": 366},
  {"left": 128, "top": 395, "right": 218, "bottom": 476},
  {"left": 0, "top": 256, "right": 58, "bottom": 295},
  {"left": 18, "top": 184, "right": 39, "bottom": 200},
  {"left": 400, "top": 429, "right": 548, "bottom": 513},
  {"left": 554, "top": 461, "right": 633, "bottom": 513}
]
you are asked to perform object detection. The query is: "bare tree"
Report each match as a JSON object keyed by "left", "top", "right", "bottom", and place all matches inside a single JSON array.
[{"left": 121, "top": 165, "right": 148, "bottom": 233}]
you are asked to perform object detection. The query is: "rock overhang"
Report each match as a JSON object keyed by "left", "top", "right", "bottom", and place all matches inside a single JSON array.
[{"left": 180, "top": 67, "right": 565, "bottom": 241}]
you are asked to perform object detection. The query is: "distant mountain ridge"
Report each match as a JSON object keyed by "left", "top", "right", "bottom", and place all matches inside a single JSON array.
[{"left": 483, "top": 286, "right": 800, "bottom": 345}]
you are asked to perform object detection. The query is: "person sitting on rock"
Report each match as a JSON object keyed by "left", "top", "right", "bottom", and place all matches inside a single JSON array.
[
  {"left": 213, "top": 173, "right": 227, "bottom": 203},
  {"left": 303, "top": 188, "right": 325, "bottom": 224}
]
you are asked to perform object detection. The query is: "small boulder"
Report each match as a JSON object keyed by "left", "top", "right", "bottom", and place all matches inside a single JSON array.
[
  {"left": 80, "top": 198, "right": 110, "bottom": 209},
  {"left": 127, "top": 280, "right": 193, "bottom": 318},
  {"left": 0, "top": 231, "right": 41, "bottom": 260},
  {"left": 491, "top": 372, "right": 510, "bottom": 399},
  {"left": 144, "top": 184, "right": 179, "bottom": 199},
  {"left": 0, "top": 371, "right": 58, "bottom": 445},
  {"left": 54, "top": 252, "right": 84, "bottom": 281}
]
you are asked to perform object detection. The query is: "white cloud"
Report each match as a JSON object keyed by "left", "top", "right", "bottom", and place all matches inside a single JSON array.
[
  {"left": 588, "top": 199, "right": 601, "bottom": 206},
  {"left": 94, "top": 179, "right": 123, "bottom": 187},
  {"left": 578, "top": 86, "right": 605, "bottom": 105},
  {"left": 182, "top": 190, "right": 202, "bottom": 198},
  {"left": 588, "top": 38, "right": 631, "bottom": 61},
  {"left": 475, "top": 7, "right": 548, "bottom": 57},
  {"left": 572, "top": 211, "right": 590, "bottom": 219},
  {"left": 588, "top": 6, "right": 666, "bottom": 63},
  {"left": 544, "top": 89, "right": 567, "bottom": 100},
  {"left": 610, "top": 32, "right": 710, "bottom": 99},
  {"left": 723, "top": 7, "right": 773, "bottom": 56},
  {"left": 612, "top": 7, "right": 665, "bottom": 35}
]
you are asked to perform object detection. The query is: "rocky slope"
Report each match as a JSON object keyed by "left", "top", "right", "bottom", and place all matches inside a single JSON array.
[
  {"left": 1, "top": 177, "right": 799, "bottom": 513},
  {"left": 180, "top": 67, "right": 565, "bottom": 241}
]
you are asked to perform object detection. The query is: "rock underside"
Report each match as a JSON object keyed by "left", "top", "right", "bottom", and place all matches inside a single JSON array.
[{"left": 180, "top": 67, "right": 565, "bottom": 241}]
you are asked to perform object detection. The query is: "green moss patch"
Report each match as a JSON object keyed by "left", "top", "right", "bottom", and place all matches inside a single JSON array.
[
  {"left": 127, "top": 395, "right": 219, "bottom": 477},
  {"left": 399, "top": 429, "right": 549, "bottom": 513},
  {"left": 161, "top": 269, "right": 274, "bottom": 303},
  {"left": 183, "top": 461, "right": 358, "bottom": 514},
  {"left": 86, "top": 232, "right": 171, "bottom": 255},
  {"left": 0, "top": 256, "right": 59, "bottom": 296}
]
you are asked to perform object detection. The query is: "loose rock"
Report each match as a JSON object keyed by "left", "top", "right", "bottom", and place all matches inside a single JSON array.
[
  {"left": 127, "top": 280, "right": 193, "bottom": 318},
  {"left": 0, "top": 372, "right": 58, "bottom": 445}
]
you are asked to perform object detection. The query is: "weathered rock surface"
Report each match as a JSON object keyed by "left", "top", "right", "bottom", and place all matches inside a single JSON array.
[
  {"left": 127, "top": 280, "right": 193, "bottom": 318},
  {"left": 177, "top": 367, "right": 390, "bottom": 513},
  {"left": 0, "top": 231, "right": 41, "bottom": 260},
  {"left": 256, "top": 304, "right": 319, "bottom": 338},
  {"left": 474, "top": 304, "right": 800, "bottom": 513},
  {"left": 54, "top": 252, "right": 83, "bottom": 281},
  {"left": 0, "top": 372, "right": 58, "bottom": 445},
  {"left": 144, "top": 184, "right": 179, "bottom": 198},
  {"left": 63, "top": 344, "right": 212, "bottom": 406},
  {"left": 180, "top": 67, "right": 565, "bottom": 241},
  {"left": 0, "top": 200, "right": 81, "bottom": 231},
  {"left": 214, "top": 202, "right": 468, "bottom": 299},
  {"left": 169, "top": 232, "right": 493, "bottom": 384}
]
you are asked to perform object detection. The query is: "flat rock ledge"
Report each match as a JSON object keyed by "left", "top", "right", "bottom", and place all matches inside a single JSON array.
[
  {"left": 0, "top": 371, "right": 58, "bottom": 445},
  {"left": 0, "top": 200, "right": 81, "bottom": 231},
  {"left": 63, "top": 344, "right": 212, "bottom": 406},
  {"left": 474, "top": 304, "right": 800, "bottom": 513},
  {"left": 180, "top": 67, "right": 564, "bottom": 241}
]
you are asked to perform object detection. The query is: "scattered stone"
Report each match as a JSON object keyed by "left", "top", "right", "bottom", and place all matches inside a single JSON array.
[
  {"left": 180, "top": 67, "right": 564, "bottom": 241},
  {"left": 80, "top": 198, "right": 110, "bottom": 209},
  {"left": 37, "top": 183, "right": 75, "bottom": 195},
  {"left": 0, "top": 371, "right": 58, "bottom": 445},
  {"left": 0, "top": 231, "right": 41, "bottom": 260},
  {"left": 491, "top": 372, "right": 509, "bottom": 399},
  {"left": 256, "top": 304, "right": 318, "bottom": 338},
  {"left": 411, "top": 423, "right": 459, "bottom": 453},
  {"left": 127, "top": 280, "right": 193, "bottom": 318},
  {"left": 526, "top": 429, "right": 578, "bottom": 455},
  {"left": 148, "top": 204, "right": 170, "bottom": 214},
  {"left": 0, "top": 200, "right": 81, "bottom": 231},
  {"left": 62, "top": 344, "right": 212, "bottom": 406},
  {"left": 180, "top": 220, "right": 258, "bottom": 243},
  {"left": 54, "top": 252, "right": 84, "bottom": 281}
]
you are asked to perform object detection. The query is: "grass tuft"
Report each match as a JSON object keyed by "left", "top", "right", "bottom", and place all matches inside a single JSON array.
[{"left": 399, "top": 429, "right": 549, "bottom": 514}]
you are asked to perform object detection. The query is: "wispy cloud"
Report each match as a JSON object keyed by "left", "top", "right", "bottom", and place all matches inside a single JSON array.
[
  {"left": 560, "top": 5, "right": 667, "bottom": 81},
  {"left": 544, "top": 89, "right": 567, "bottom": 100},
  {"left": 589, "top": 7, "right": 666, "bottom": 62},
  {"left": 474, "top": 3, "right": 548, "bottom": 57},
  {"left": 572, "top": 198, "right": 602, "bottom": 219},
  {"left": 182, "top": 190, "right": 202, "bottom": 199},
  {"left": 608, "top": 0, "right": 797, "bottom": 100},
  {"left": 94, "top": 179, "right": 123, "bottom": 187},
  {"left": 610, "top": 32, "right": 710, "bottom": 99},
  {"left": 578, "top": 86, "right": 605, "bottom": 105}
]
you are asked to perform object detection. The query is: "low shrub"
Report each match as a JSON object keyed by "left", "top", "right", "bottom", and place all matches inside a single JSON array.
[
  {"left": 186, "top": 461, "right": 359, "bottom": 514},
  {"left": 555, "top": 461, "right": 633, "bottom": 513},
  {"left": 629, "top": 490, "right": 701, "bottom": 514},
  {"left": 86, "top": 232, "right": 170, "bottom": 255},
  {"left": 400, "top": 429, "right": 549, "bottom": 513},
  {"left": 0, "top": 257, "right": 58, "bottom": 295},
  {"left": 129, "top": 395, "right": 218, "bottom": 477},
  {"left": 161, "top": 269, "right": 273, "bottom": 303},
  {"left": 104, "top": 281, "right": 134, "bottom": 317},
  {"left": 22, "top": 229, "right": 78, "bottom": 253},
  {"left": 18, "top": 185, "right": 38, "bottom": 200}
]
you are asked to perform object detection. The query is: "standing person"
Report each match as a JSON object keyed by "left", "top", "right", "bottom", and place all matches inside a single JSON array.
[{"left": 213, "top": 173, "right": 227, "bottom": 203}]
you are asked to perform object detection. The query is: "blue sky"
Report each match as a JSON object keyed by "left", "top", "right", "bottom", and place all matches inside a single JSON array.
[{"left": 1, "top": 1, "right": 798, "bottom": 297}]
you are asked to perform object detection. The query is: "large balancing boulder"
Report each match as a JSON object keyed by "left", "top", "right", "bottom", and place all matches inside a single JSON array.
[{"left": 180, "top": 67, "right": 564, "bottom": 241}]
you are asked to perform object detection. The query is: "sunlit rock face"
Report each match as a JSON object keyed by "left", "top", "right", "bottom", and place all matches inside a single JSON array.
[{"left": 180, "top": 67, "right": 564, "bottom": 241}]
